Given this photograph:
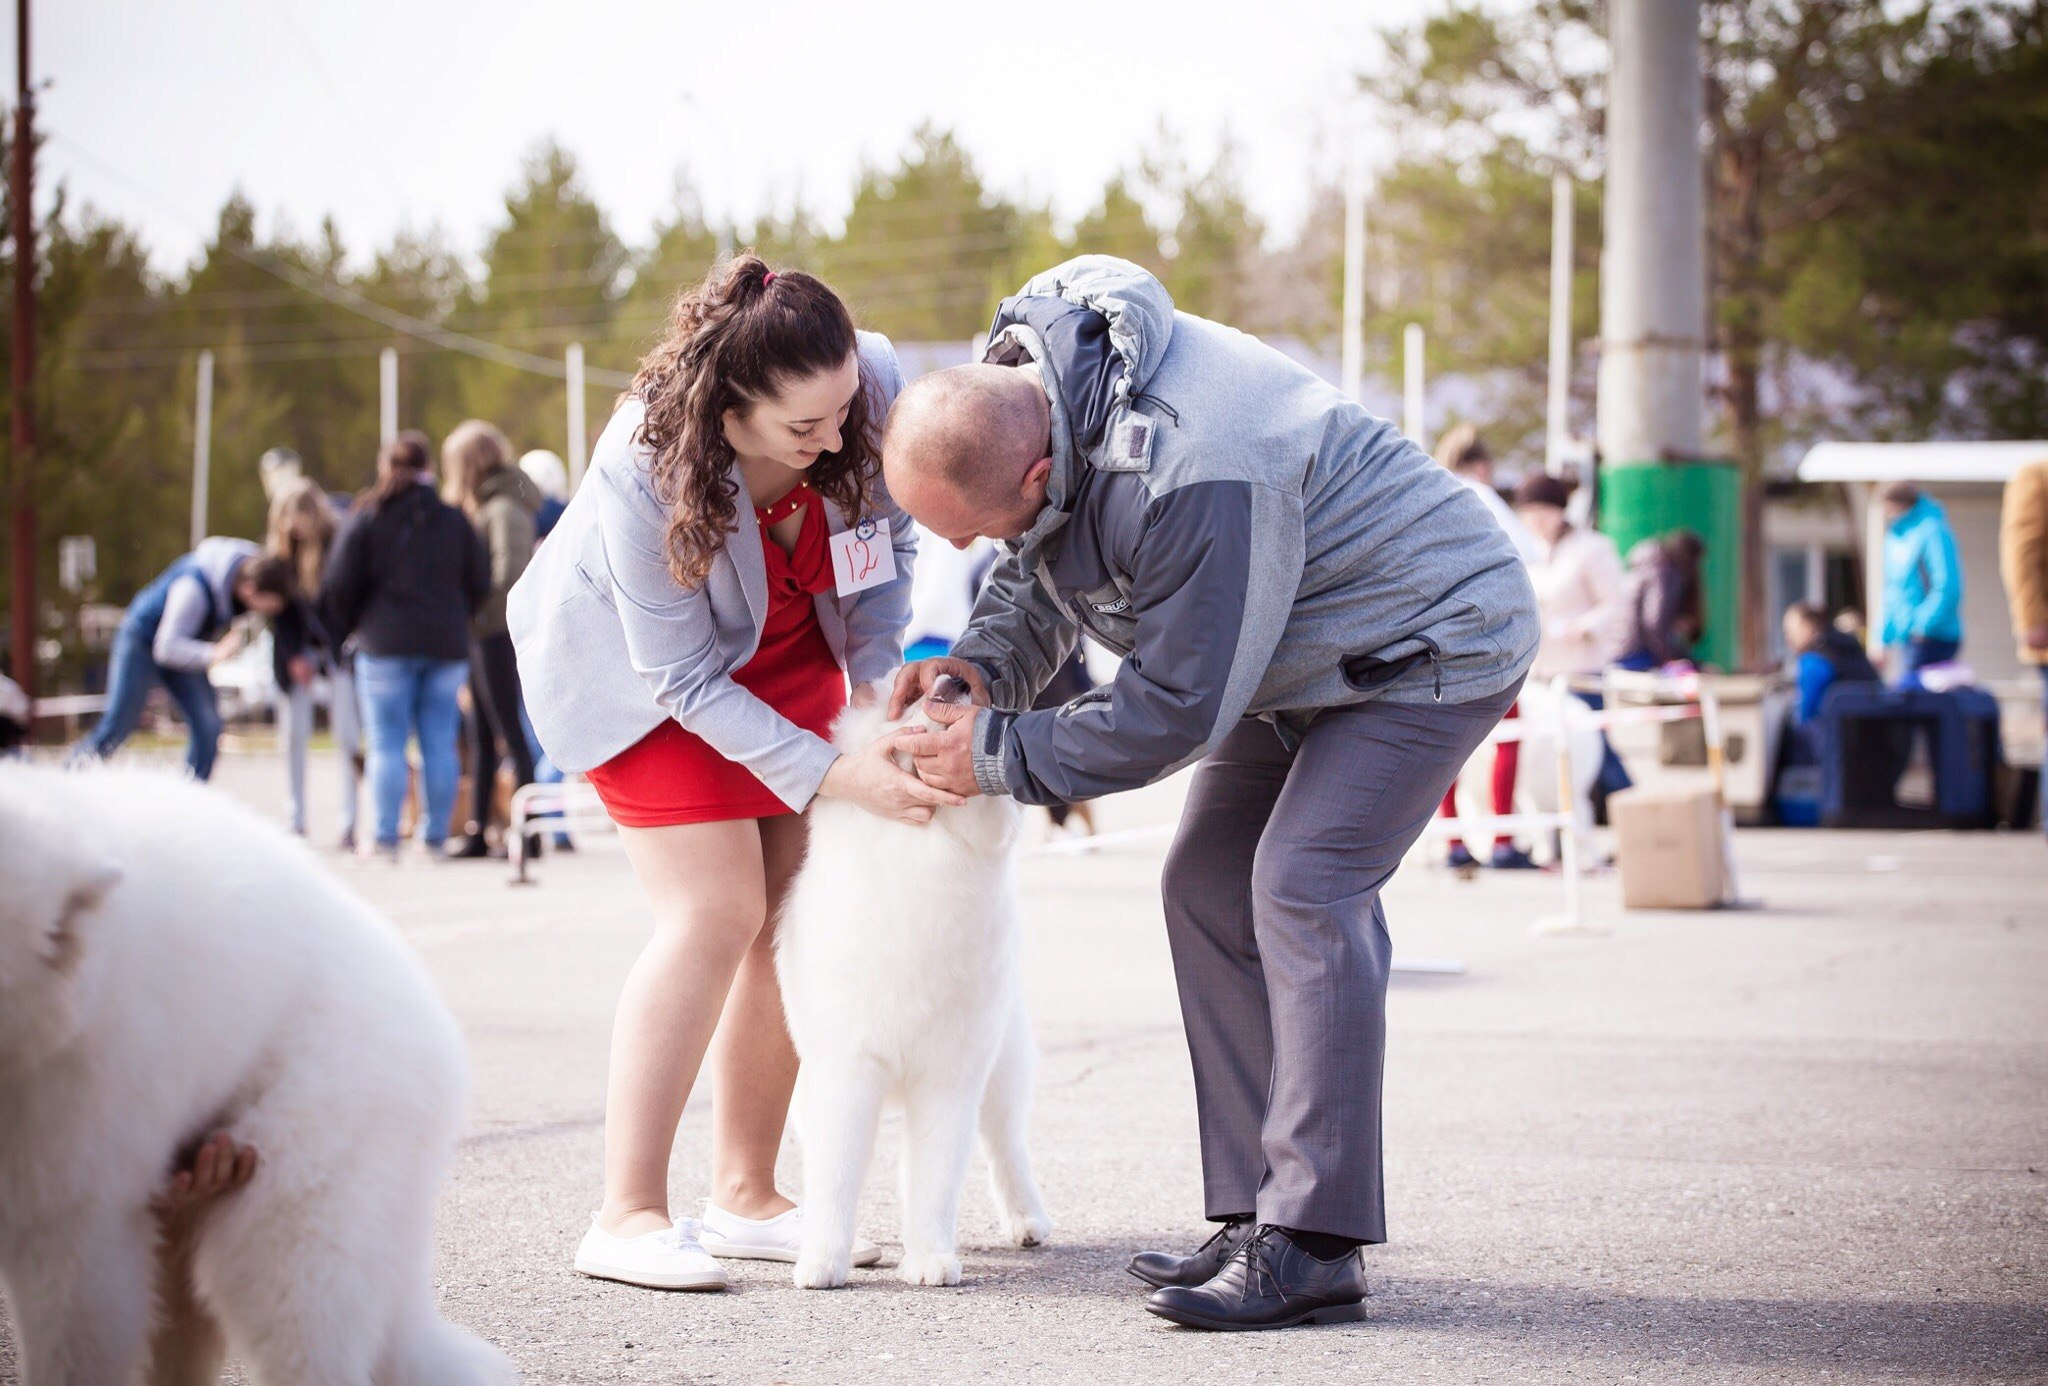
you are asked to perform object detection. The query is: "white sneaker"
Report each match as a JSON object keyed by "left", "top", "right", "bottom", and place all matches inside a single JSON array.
[
  {"left": 574, "top": 1216, "right": 728, "bottom": 1291},
  {"left": 699, "top": 1202, "right": 882, "bottom": 1267}
]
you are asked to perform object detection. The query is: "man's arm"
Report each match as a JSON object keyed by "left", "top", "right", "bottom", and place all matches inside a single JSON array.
[
  {"left": 969, "top": 479, "right": 1299, "bottom": 805},
  {"left": 947, "top": 545, "right": 1080, "bottom": 711},
  {"left": 151, "top": 575, "right": 222, "bottom": 671}
]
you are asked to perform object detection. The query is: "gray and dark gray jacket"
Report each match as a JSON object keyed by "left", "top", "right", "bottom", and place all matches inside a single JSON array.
[{"left": 951, "top": 256, "right": 1539, "bottom": 805}]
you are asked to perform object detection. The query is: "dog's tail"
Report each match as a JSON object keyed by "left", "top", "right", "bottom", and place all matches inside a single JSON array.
[{"left": 384, "top": 1310, "right": 518, "bottom": 1385}]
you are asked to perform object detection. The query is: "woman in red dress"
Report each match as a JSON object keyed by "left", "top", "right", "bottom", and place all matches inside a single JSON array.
[{"left": 510, "top": 256, "right": 956, "bottom": 1290}]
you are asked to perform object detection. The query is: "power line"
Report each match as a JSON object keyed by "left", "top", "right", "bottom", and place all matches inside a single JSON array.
[{"left": 49, "top": 132, "right": 635, "bottom": 389}]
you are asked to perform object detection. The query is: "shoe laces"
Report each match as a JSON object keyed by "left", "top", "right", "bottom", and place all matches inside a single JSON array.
[
  {"left": 655, "top": 1218, "right": 705, "bottom": 1252},
  {"left": 1226, "top": 1225, "right": 1288, "bottom": 1300}
]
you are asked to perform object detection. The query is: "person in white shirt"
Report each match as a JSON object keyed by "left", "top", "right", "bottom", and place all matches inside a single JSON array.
[
  {"left": 1432, "top": 426, "right": 1537, "bottom": 870},
  {"left": 1515, "top": 473, "right": 1634, "bottom": 809}
]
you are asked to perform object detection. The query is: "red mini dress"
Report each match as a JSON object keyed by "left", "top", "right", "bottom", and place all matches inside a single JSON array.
[{"left": 585, "top": 485, "right": 846, "bottom": 827}]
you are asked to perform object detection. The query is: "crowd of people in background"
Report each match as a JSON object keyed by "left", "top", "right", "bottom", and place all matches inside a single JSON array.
[
  {"left": 20, "top": 390, "right": 2045, "bottom": 852},
  {"left": 57, "top": 418, "right": 570, "bottom": 863}
]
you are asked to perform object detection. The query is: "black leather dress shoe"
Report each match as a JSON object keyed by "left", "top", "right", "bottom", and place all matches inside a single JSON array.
[
  {"left": 1127, "top": 1218, "right": 1255, "bottom": 1289},
  {"left": 1144, "top": 1225, "right": 1367, "bottom": 1331}
]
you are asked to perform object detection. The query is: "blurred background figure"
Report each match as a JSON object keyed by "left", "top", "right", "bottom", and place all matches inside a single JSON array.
[
  {"left": 2000, "top": 454, "right": 2048, "bottom": 839},
  {"left": 324, "top": 430, "right": 489, "bottom": 862},
  {"left": 521, "top": 449, "right": 570, "bottom": 540},
  {"left": 258, "top": 446, "right": 307, "bottom": 503},
  {"left": 1616, "top": 530, "right": 1706, "bottom": 673},
  {"left": 1879, "top": 482, "right": 1965, "bottom": 689},
  {"left": 443, "top": 421, "right": 543, "bottom": 859},
  {"left": 69, "top": 539, "right": 294, "bottom": 780},
  {"left": 0, "top": 658, "right": 27, "bottom": 758},
  {"left": 1433, "top": 425, "right": 1535, "bottom": 871},
  {"left": 1782, "top": 601, "right": 1881, "bottom": 726},
  {"left": 266, "top": 476, "right": 360, "bottom": 845},
  {"left": 1516, "top": 473, "right": 1633, "bottom": 816}
]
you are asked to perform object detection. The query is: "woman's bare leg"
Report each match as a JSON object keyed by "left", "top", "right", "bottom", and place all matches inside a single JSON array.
[
  {"left": 706, "top": 812, "right": 808, "bottom": 1219},
  {"left": 599, "top": 819, "right": 769, "bottom": 1238}
]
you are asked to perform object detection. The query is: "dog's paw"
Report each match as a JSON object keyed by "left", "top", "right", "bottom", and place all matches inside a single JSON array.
[
  {"left": 793, "top": 1251, "right": 850, "bottom": 1289},
  {"left": 897, "top": 1250, "right": 963, "bottom": 1286},
  {"left": 1002, "top": 1206, "right": 1053, "bottom": 1248}
]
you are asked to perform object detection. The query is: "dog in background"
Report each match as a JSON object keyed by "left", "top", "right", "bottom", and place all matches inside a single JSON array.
[
  {"left": 775, "top": 678, "right": 1052, "bottom": 1289},
  {"left": 0, "top": 763, "right": 513, "bottom": 1385}
]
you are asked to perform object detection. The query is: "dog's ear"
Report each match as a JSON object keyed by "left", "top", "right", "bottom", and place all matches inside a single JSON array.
[{"left": 41, "top": 862, "right": 120, "bottom": 976}]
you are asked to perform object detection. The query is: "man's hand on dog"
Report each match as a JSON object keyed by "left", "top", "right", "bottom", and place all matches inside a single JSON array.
[
  {"left": 887, "top": 658, "right": 989, "bottom": 719},
  {"left": 904, "top": 698, "right": 981, "bottom": 798}
]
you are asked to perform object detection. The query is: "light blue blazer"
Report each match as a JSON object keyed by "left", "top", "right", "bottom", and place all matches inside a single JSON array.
[{"left": 508, "top": 332, "right": 915, "bottom": 808}]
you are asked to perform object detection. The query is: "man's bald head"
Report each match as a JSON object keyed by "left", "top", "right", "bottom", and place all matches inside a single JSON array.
[{"left": 884, "top": 363, "right": 1055, "bottom": 545}]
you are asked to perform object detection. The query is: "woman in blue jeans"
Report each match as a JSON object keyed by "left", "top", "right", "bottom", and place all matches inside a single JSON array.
[
  {"left": 323, "top": 430, "right": 489, "bottom": 859},
  {"left": 71, "top": 538, "right": 294, "bottom": 778}
]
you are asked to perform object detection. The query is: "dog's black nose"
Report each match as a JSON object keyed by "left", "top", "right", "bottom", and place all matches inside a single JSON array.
[{"left": 928, "top": 674, "right": 973, "bottom": 707}]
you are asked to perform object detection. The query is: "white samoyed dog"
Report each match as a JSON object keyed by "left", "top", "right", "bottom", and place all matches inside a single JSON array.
[
  {"left": 775, "top": 682, "right": 1052, "bottom": 1289},
  {"left": 0, "top": 763, "right": 513, "bottom": 1385}
]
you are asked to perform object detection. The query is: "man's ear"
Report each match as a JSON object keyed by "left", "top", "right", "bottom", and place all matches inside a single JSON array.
[{"left": 1020, "top": 456, "right": 1055, "bottom": 505}]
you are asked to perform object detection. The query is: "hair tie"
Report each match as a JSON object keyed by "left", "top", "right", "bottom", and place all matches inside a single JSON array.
[{"left": 762, "top": 270, "right": 777, "bottom": 287}]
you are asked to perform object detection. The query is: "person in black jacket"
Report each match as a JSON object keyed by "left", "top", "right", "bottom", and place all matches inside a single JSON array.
[{"left": 323, "top": 430, "right": 489, "bottom": 861}]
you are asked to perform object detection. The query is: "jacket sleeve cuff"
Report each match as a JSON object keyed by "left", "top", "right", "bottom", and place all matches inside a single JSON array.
[{"left": 970, "top": 708, "right": 1015, "bottom": 798}]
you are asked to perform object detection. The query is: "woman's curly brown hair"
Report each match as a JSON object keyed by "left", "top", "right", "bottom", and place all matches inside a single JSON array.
[{"left": 630, "top": 253, "right": 878, "bottom": 590}]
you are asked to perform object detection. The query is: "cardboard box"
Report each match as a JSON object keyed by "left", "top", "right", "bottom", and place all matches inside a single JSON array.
[{"left": 1609, "top": 784, "right": 1728, "bottom": 910}]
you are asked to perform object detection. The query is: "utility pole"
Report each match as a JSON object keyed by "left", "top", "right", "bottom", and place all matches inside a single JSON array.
[
  {"left": 565, "top": 343, "right": 587, "bottom": 491},
  {"left": 1545, "top": 171, "right": 1575, "bottom": 477},
  {"left": 1340, "top": 169, "right": 1366, "bottom": 402},
  {"left": 1596, "top": 0, "right": 1740, "bottom": 670},
  {"left": 1402, "top": 322, "right": 1427, "bottom": 451},
  {"left": 9, "top": 0, "right": 35, "bottom": 699},
  {"left": 189, "top": 349, "right": 213, "bottom": 548},
  {"left": 378, "top": 346, "right": 397, "bottom": 441}
]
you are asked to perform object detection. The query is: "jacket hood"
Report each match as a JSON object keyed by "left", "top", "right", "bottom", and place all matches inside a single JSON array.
[
  {"left": 1889, "top": 493, "right": 1947, "bottom": 534},
  {"left": 997, "top": 255, "right": 1176, "bottom": 423},
  {"left": 478, "top": 465, "right": 543, "bottom": 514},
  {"left": 190, "top": 536, "right": 261, "bottom": 614},
  {"left": 986, "top": 257, "right": 1177, "bottom": 555}
]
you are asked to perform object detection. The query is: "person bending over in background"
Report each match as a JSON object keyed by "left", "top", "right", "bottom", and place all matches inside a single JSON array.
[
  {"left": 1616, "top": 530, "right": 1706, "bottom": 672},
  {"left": 70, "top": 538, "right": 294, "bottom": 780}
]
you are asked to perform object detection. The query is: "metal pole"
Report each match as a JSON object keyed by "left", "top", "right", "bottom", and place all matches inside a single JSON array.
[
  {"left": 378, "top": 346, "right": 398, "bottom": 442},
  {"left": 1596, "top": 0, "right": 1705, "bottom": 464},
  {"left": 1340, "top": 169, "right": 1366, "bottom": 402},
  {"left": 565, "top": 343, "right": 587, "bottom": 491},
  {"left": 1545, "top": 170, "right": 1574, "bottom": 477},
  {"left": 189, "top": 349, "right": 213, "bottom": 549},
  {"left": 1402, "top": 322, "right": 1426, "bottom": 450},
  {"left": 8, "top": 0, "right": 36, "bottom": 700}
]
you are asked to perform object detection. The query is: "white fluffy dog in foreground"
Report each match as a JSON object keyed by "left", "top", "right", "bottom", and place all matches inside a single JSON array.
[
  {"left": 0, "top": 764, "right": 512, "bottom": 1385},
  {"left": 775, "top": 683, "right": 1052, "bottom": 1289}
]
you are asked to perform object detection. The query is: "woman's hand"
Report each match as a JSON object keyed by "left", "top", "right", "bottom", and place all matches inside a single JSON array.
[
  {"left": 887, "top": 658, "right": 990, "bottom": 719},
  {"left": 819, "top": 730, "right": 968, "bottom": 825}
]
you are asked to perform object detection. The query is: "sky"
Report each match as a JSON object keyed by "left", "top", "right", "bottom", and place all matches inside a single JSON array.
[{"left": 28, "top": 0, "right": 1432, "bottom": 276}]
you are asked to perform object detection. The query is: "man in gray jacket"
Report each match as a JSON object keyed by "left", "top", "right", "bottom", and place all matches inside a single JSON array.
[{"left": 885, "top": 256, "right": 1537, "bottom": 1331}]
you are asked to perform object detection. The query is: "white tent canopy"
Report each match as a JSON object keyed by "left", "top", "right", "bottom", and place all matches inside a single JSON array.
[
  {"left": 1798, "top": 440, "right": 2048, "bottom": 485},
  {"left": 1796, "top": 440, "right": 2045, "bottom": 682}
]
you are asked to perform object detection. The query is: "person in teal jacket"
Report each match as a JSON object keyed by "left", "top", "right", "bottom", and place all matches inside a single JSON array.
[{"left": 1879, "top": 483, "right": 1964, "bottom": 688}]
